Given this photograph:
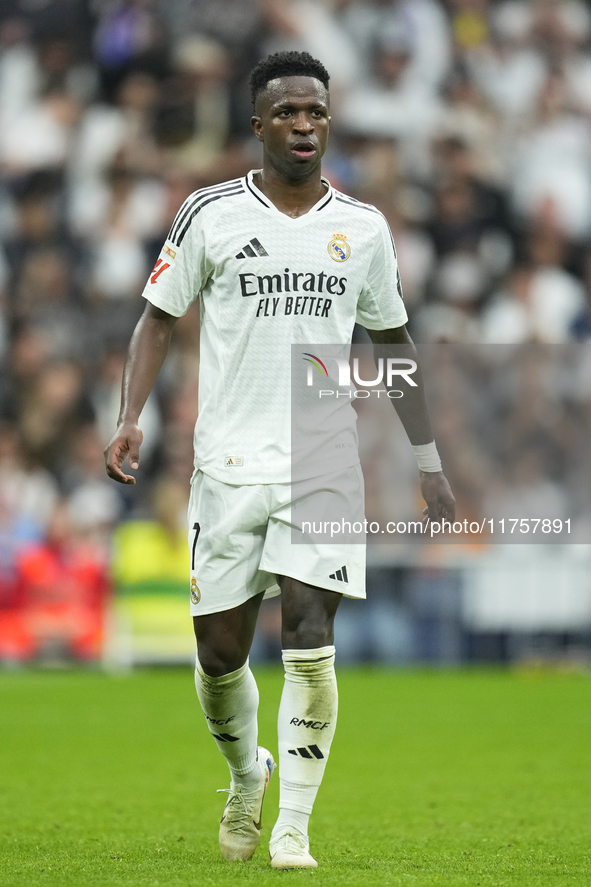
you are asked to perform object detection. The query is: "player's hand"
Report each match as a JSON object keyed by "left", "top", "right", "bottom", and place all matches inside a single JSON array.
[
  {"left": 420, "top": 470, "right": 456, "bottom": 526},
  {"left": 104, "top": 422, "right": 144, "bottom": 485}
]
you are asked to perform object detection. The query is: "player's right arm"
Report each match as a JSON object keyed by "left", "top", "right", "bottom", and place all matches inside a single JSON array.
[
  {"left": 104, "top": 303, "right": 178, "bottom": 484},
  {"left": 105, "top": 186, "right": 210, "bottom": 483}
]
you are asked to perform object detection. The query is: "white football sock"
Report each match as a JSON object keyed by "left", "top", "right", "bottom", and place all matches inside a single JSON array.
[
  {"left": 194, "top": 656, "right": 260, "bottom": 789},
  {"left": 272, "top": 646, "right": 338, "bottom": 839}
]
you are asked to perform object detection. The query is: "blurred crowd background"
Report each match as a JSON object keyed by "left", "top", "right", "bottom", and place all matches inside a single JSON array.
[{"left": 1, "top": 0, "right": 591, "bottom": 668}]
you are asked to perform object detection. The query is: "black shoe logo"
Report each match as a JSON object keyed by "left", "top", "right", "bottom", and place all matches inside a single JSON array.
[
  {"left": 329, "top": 565, "right": 348, "bottom": 582},
  {"left": 235, "top": 238, "right": 269, "bottom": 258},
  {"left": 288, "top": 745, "right": 324, "bottom": 759}
]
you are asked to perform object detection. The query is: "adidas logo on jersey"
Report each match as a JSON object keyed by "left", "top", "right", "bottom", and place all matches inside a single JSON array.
[
  {"left": 329, "top": 565, "right": 348, "bottom": 583},
  {"left": 235, "top": 238, "right": 269, "bottom": 259},
  {"left": 288, "top": 745, "right": 325, "bottom": 759}
]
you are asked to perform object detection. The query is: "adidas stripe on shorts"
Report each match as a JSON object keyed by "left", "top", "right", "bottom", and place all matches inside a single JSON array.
[{"left": 188, "top": 465, "right": 366, "bottom": 616}]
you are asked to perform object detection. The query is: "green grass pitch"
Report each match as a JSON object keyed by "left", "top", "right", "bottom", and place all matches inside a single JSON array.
[{"left": 0, "top": 667, "right": 589, "bottom": 886}]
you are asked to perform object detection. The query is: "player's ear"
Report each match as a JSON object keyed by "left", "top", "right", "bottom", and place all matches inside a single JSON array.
[{"left": 251, "top": 115, "right": 264, "bottom": 141}]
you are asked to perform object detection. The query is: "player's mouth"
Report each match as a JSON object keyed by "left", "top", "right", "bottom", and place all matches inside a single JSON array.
[{"left": 291, "top": 141, "right": 316, "bottom": 159}]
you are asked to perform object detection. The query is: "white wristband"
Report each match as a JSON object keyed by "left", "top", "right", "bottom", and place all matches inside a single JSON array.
[{"left": 411, "top": 441, "right": 442, "bottom": 473}]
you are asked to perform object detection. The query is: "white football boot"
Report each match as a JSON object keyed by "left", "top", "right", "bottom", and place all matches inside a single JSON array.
[
  {"left": 269, "top": 829, "right": 318, "bottom": 869},
  {"left": 218, "top": 747, "right": 276, "bottom": 861}
]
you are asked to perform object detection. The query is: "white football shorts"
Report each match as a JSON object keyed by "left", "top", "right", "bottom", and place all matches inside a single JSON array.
[{"left": 188, "top": 465, "right": 366, "bottom": 616}]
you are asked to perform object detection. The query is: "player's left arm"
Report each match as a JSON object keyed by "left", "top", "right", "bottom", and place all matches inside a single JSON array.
[{"left": 366, "top": 324, "right": 456, "bottom": 523}]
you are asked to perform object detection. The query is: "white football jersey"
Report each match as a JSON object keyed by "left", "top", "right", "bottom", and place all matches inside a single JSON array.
[{"left": 143, "top": 170, "right": 407, "bottom": 484}]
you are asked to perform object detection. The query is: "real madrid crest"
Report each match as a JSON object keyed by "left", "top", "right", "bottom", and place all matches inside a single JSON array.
[
  {"left": 190, "top": 576, "right": 201, "bottom": 604},
  {"left": 328, "top": 232, "right": 350, "bottom": 263}
]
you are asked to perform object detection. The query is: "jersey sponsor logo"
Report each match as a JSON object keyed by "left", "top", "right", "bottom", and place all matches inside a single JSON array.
[
  {"left": 190, "top": 576, "right": 201, "bottom": 603},
  {"left": 224, "top": 455, "right": 243, "bottom": 466},
  {"left": 289, "top": 718, "right": 331, "bottom": 730},
  {"left": 163, "top": 245, "right": 176, "bottom": 259},
  {"left": 235, "top": 237, "right": 269, "bottom": 258},
  {"left": 288, "top": 745, "right": 325, "bottom": 759},
  {"left": 150, "top": 258, "right": 170, "bottom": 284},
  {"left": 239, "top": 269, "right": 347, "bottom": 297},
  {"left": 328, "top": 232, "right": 350, "bottom": 262},
  {"left": 239, "top": 268, "right": 345, "bottom": 320},
  {"left": 329, "top": 565, "right": 349, "bottom": 583},
  {"left": 256, "top": 295, "right": 332, "bottom": 318}
]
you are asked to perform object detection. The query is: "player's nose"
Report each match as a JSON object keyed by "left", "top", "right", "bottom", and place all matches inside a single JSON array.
[{"left": 292, "top": 112, "right": 313, "bottom": 133}]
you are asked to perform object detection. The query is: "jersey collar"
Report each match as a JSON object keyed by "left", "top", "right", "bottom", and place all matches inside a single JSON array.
[{"left": 244, "top": 169, "right": 333, "bottom": 217}]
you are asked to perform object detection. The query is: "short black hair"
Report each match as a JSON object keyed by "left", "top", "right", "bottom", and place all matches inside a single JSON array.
[{"left": 249, "top": 51, "right": 330, "bottom": 107}]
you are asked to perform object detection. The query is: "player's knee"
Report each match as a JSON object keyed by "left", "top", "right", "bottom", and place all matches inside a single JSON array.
[
  {"left": 196, "top": 645, "right": 248, "bottom": 677},
  {"left": 281, "top": 584, "right": 340, "bottom": 649},
  {"left": 282, "top": 615, "right": 334, "bottom": 650}
]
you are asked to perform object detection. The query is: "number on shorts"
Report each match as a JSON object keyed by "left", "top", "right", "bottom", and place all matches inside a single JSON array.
[{"left": 191, "top": 522, "right": 201, "bottom": 571}]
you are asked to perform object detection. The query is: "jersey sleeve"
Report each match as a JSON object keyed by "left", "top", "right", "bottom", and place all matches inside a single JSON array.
[
  {"left": 356, "top": 214, "right": 408, "bottom": 330},
  {"left": 142, "top": 196, "right": 212, "bottom": 317}
]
